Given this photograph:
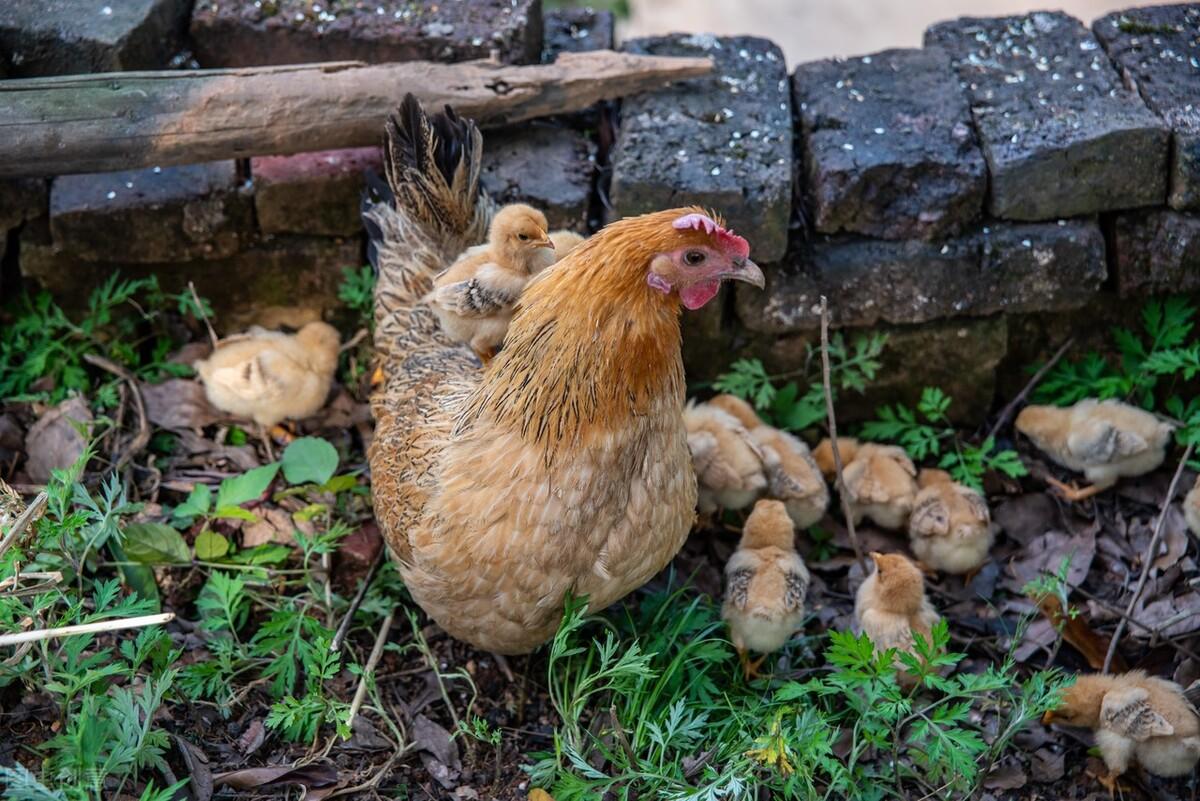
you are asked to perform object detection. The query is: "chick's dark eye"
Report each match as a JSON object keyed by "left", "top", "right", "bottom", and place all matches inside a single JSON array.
[
  {"left": 518, "top": 233, "right": 530, "bottom": 241},
  {"left": 684, "top": 250, "right": 706, "bottom": 266}
]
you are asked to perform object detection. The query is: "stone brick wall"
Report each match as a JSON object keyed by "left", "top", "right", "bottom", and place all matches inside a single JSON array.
[{"left": 1, "top": 1, "right": 1197, "bottom": 421}]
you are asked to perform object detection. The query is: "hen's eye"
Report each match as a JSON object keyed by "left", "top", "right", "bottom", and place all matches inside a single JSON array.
[
  {"left": 684, "top": 251, "right": 706, "bottom": 266},
  {"left": 518, "top": 233, "right": 530, "bottom": 241}
]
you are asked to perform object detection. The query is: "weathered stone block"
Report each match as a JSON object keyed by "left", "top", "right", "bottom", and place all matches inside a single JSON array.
[
  {"left": 735, "top": 218, "right": 1105, "bottom": 332},
  {"left": 20, "top": 229, "right": 361, "bottom": 331},
  {"left": 794, "top": 48, "right": 986, "bottom": 240},
  {"left": 0, "top": 178, "right": 49, "bottom": 231},
  {"left": 1111, "top": 209, "right": 1200, "bottom": 296},
  {"left": 0, "top": 0, "right": 189, "bottom": 76},
  {"left": 542, "top": 7, "right": 614, "bottom": 61},
  {"left": 190, "top": 0, "right": 542, "bottom": 68},
  {"left": 481, "top": 126, "right": 595, "bottom": 232},
  {"left": 252, "top": 148, "right": 382, "bottom": 238},
  {"left": 49, "top": 163, "right": 254, "bottom": 264},
  {"left": 1093, "top": 5, "right": 1200, "bottom": 211},
  {"left": 926, "top": 12, "right": 1168, "bottom": 219},
  {"left": 610, "top": 35, "right": 793, "bottom": 262}
]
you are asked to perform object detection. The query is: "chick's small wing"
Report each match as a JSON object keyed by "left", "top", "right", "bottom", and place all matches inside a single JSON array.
[
  {"left": 1067, "top": 418, "right": 1150, "bottom": 465},
  {"left": 206, "top": 348, "right": 298, "bottom": 406},
  {"left": 1101, "top": 686, "right": 1175, "bottom": 740},
  {"left": 784, "top": 562, "right": 808, "bottom": 612},
  {"left": 726, "top": 566, "right": 754, "bottom": 611},
  {"left": 910, "top": 491, "right": 950, "bottom": 538},
  {"left": 431, "top": 263, "right": 526, "bottom": 317}
]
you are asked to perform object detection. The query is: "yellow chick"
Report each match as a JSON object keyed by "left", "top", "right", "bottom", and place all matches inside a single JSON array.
[
  {"left": 812, "top": 437, "right": 861, "bottom": 482},
  {"left": 1044, "top": 671, "right": 1200, "bottom": 793},
  {"left": 841, "top": 443, "right": 919, "bottom": 530},
  {"left": 427, "top": 204, "right": 554, "bottom": 362},
  {"left": 684, "top": 401, "right": 767, "bottom": 514},
  {"left": 708, "top": 395, "right": 829, "bottom": 528},
  {"left": 722, "top": 499, "right": 809, "bottom": 679},
  {"left": 1015, "top": 399, "right": 1175, "bottom": 502},
  {"left": 854, "top": 551, "right": 941, "bottom": 689},
  {"left": 1184, "top": 476, "right": 1199, "bottom": 539},
  {"left": 908, "top": 468, "right": 993, "bottom": 576},
  {"left": 194, "top": 321, "right": 340, "bottom": 429},
  {"left": 548, "top": 229, "right": 586, "bottom": 259}
]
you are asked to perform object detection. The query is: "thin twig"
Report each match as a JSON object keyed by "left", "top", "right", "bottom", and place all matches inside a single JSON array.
[
  {"left": 348, "top": 606, "right": 396, "bottom": 729},
  {"left": 1103, "top": 443, "right": 1195, "bottom": 673},
  {"left": 819, "top": 296, "right": 865, "bottom": 574},
  {"left": 1065, "top": 580, "right": 1200, "bottom": 665},
  {"left": 83, "top": 353, "right": 150, "bottom": 471},
  {"left": 0, "top": 491, "right": 47, "bottom": 563},
  {"left": 609, "top": 705, "right": 640, "bottom": 770},
  {"left": 339, "top": 327, "right": 369, "bottom": 354},
  {"left": 0, "top": 612, "right": 174, "bottom": 647},
  {"left": 331, "top": 547, "right": 384, "bottom": 652},
  {"left": 985, "top": 336, "right": 1074, "bottom": 443},
  {"left": 189, "top": 280, "right": 220, "bottom": 349}
]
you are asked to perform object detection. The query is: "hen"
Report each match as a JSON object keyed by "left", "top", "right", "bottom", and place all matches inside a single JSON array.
[
  {"left": 908, "top": 468, "right": 993, "bottom": 577},
  {"left": 426, "top": 203, "right": 554, "bottom": 362},
  {"left": 854, "top": 551, "right": 941, "bottom": 689},
  {"left": 722, "top": 499, "right": 809, "bottom": 678},
  {"left": 1044, "top": 671, "right": 1200, "bottom": 793},
  {"left": 684, "top": 401, "right": 768, "bottom": 514},
  {"left": 1015, "top": 399, "right": 1174, "bottom": 502},
  {"left": 365, "top": 96, "right": 765, "bottom": 654}
]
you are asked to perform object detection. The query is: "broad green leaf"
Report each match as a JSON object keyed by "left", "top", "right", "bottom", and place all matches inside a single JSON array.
[
  {"left": 281, "top": 437, "right": 339, "bottom": 486},
  {"left": 214, "top": 505, "right": 259, "bottom": 523},
  {"left": 321, "top": 474, "right": 359, "bottom": 494},
  {"left": 123, "top": 522, "right": 190, "bottom": 564},
  {"left": 215, "top": 463, "right": 280, "bottom": 508},
  {"left": 194, "top": 530, "right": 230, "bottom": 560},
  {"left": 109, "top": 538, "right": 160, "bottom": 610},
  {"left": 228, "top": 543, "right": 292, "bottom": 566},
  {"left": 172, "top": 484, "right": 211, "bottom": 523}
]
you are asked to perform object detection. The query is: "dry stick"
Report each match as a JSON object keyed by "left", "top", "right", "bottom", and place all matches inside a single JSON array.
[
  {"left": 83, "top": 353, "right": 150, "bottom": 471},
  {"left": 984, "top": 336, "right": 1075, "bottom": 443},
  {"left": 0, "top": 612, "right": 174, "bottom": 647},
  {"left": 1102, "top": 442, "right": 1195, "bottom": 674},
  {"left": 347, "top": 606, "right": 397, "bottom": 729},
  {"left": 819, "top": 296, "right": 866, "bottom": 574},
  {"left": 188, "top": 280, "right": 220, "bottom": 350},
  {"left": 339, "top": 328, "right": 369, "bottom": 354},
  {"left": 0, "top": 491, "right": 47, "bottom": 563},
  {"left": 331, "top": 548, "right": 385, "bottom": 652}
]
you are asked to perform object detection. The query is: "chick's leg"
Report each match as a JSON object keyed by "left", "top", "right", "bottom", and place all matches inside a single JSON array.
[{"left": 1046, "top": 476, "right": 1109, "bottom": 503}]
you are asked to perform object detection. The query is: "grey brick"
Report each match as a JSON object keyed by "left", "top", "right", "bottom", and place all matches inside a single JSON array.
[
  {"left": 481, "top": 126, "right": 596, "bottom": 233},
  {"left": 542, "top": 8, "right": 614, "bottom": 62},
  {"left": 794, "top": 48, "right": 986, "bottom": 240},
  {"left": 1111, "top": 209, "right": 1200, "bottom": 296},
  {"left": 926, "top": 12, "right": 1169, "bottom": 219},
  {"left": 252, "top": 147, "right": 382, "bottom": 238},
  {"left": 610, "top": 35, "right": 793, "bottom": 262},
  {"left": 1093, "top": 5, "right": 1200, "bottom": 211},
  {"left": 0, "top": 178, "right": 48, "bottom": 231}
]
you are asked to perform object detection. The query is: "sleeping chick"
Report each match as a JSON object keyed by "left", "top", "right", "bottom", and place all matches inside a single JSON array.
[
  {"left": 722, "top": 499, "right": 809, "bottom": 679},
  {"left": 1044, "top": 671, "right": 1200, "bottom": 793},
  {"left": 841, "top": 443, "right": 919, "bottom": 530},
  {"left": 549, "top": 229, "right": 586, "bottom": 259},
  {"left": 752, "top": 426, "right": 830, "bottom": 529},
  {"left": 1184, "top": 476, "right": 1200, "bottom": 539},
  {"left": 1015, "top": 399, "right": 1175, "bottom": 502},
  {"left": 908, "top": 468, "right": 993, "bottom": 577},
  {"left": 427, "top": 203, "right": 555, "bottom": 362},
  {"left": 708, "top": 393, "right": 765, "bottom": 430},
  {"left": 684, "top": 401, "right": 767, "bottom": 514},
  {"left": 194, "top": 321, "right": 340, "bottom": 429},
  {"left": 813, "top": 437, "right": 861, "bottom": 482},
  {"left": 854, "top": 551, "right": 941, "bottom": 689}
]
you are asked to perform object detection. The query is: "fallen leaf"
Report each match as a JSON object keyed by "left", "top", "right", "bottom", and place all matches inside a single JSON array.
[
  {"left": 237, "top": 719, "right": 266, "bottom": 758},
  {"left": 983, "top": 763, "right": 1026, "bottom": 791},
  {"left": 1012, "top": 618, "right": 1057, "bottom": 664},
  {"left": 1004, "top": 529, "right": 1095, "bottom": 594},
  {"left": 1034, "top": 594, "right": 1125, "bottom": 672},
  {"left": 1134, "top": 592, "right": 1200, "bottom": 639},
  {"left": 411, "top": 714, "right": 459, "bottom": 767},
  {"left": 338, "top": 521, "right": 382, "bottom": 570},
  {"left": 213, "top": 762, "right": 337, "bottom": 800},
  {"left": 420, "top": 752, "right": 460, "bottom": 790},
  {"left": 24, "top": 396, "right": 92, "bottom": 483},
  {"left": 993, "top": 494, "right": 1057, "bottom": 546},
  {"left": 241, "top": 507, "right": 298, "bottom": 548},
  {"left": 140, "top": 379, "right": 222, "bottom": 430},
  {"left": 1152, "top": 506, "right": 1189, "bottom": 570},
  {"left": 1030, "top": 749, "right": 1064, "bottom": 783},
  {"left": 172, "top": 735, "right": 213, "bottom": 801}
]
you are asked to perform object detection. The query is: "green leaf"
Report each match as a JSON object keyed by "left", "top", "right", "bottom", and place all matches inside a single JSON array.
[
  {"left": 321, "top": 474, "right": 359, "bottom": 494},
  {"left": 194, "top": 530, "right": 230, "bottom": 560},
  {"left": 215, "top": 463, "right": 280, "bottom": 508},
  {"left": 281, "top": 437, "right": 340, "bottom": 486},
  {"left": 228, "top": 543, "right": 292, "bottom": 566},
  {"left": 122, "top": 522, "right": 190, "bottom": 564},
  {"left": 214, "top": 505, "right": 259, "bottom": 523},
  {"left": 172, "top": 484, "right": 211, "bottom": 523},
  {"left": 109, "top": 538, "right": 160, "bottom": 611}
]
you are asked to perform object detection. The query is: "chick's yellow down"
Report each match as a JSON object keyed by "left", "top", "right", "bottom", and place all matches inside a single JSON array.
[
  {"left": 1044, "top": 671, "right": 1200, "bottom": 792},
  {"left": 548, "top": 229, "right": 586, "bottom": 257},
  {"left": 684, "top": 401, "right": 767, "bottom": 514},
  {"left": 1184, "top": 476, "right": 1200, "bottom": 539},
  {"left": 722, "top": 499, "right": 809, "bottom": 678},
  {"left": 1016, "top": 399, "right": 1174, "bottom": 502},
  {"left": 854, "top": 551, "right": 941, "bottom": 689},
  {"left": 194, "top": 321, "right": 340, "bottom": 427},
  {"left": 908, "top": 468, "right": 993, "bottom": 576},
  {"left": 839, "top": 442, "right": 918, "bottom": 530},
  {"left": 427, "top": 203, "right": 555, "bottom": 362},
  {"left": 813, "top": 437, "right": 860, "bottom": 481}
]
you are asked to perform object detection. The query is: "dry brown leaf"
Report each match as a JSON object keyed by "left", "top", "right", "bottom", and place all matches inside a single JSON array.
[
  {"left": 1030, "top": 749, "right": 1065, "bottom": 783},
  {"left": 213, "top": 761, "right": 337, "bottom": 799},
  {"left": 140, "top": 379, "right": 222, "bottom": 430},
  {"left": 236, "top": 718, "right": 266, "bottom": 758},
  {"left": 992, "top": 494, "right": 1057, "bottom": 546},
  {"left": 24, "top": 396, "right": 92, "bottom": 483},
  {"left": 983, "top": 763, "right": 1027, "bottom": 791},
  {"left": 1004, "top": 529, "right": 1095, "bottom": 594},
  {"left": 1152, "top": 506, "right": 1189, "bottom": 570},
  {"left": 241, "top": 507, "right": 297, "bottom": 548},
  {"left": 1134, "top": 592, "right": 1200, "bottom": 639},
  {"left": 1035, "top": 594, "right": 1126, "bottom": 672},
  {"left": 172, "top": 735, "right": 212, "bottom": 801}
]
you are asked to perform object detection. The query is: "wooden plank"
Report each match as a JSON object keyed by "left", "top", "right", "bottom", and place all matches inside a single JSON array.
[{"left": 0, "top": 51, "right": 712, "bottom": 177}]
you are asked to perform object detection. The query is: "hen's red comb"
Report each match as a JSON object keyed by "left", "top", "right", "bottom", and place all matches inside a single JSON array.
[{"left": 672, "top": 212, "right": 750, "bottom": 259}]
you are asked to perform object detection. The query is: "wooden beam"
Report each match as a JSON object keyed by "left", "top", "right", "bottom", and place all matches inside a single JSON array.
[{"left": 0, "top": 51, "right": 711, "bottom": 178}]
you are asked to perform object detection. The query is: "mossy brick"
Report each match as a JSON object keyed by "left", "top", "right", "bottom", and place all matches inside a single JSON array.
[
  {"left": 252, "top": 148, "right": 382, "bottom": 238},
  {"left": 926, "top": 12, "right": 1168, "bottom": 220},
  {"left": 734, "top": 218, "right": 1105, "bottom": 332},
  {"left": 794, "top": 48, "right": 986, "bottom": 241},
  {"left": 189, "top": 0, "right": 542, "bottom": 68},
  {"left": 0, "top": 0, "right": 189, "bottom": 76},
  {"left": 542, "top": 7, "right": 614, "bottom": 61},
  {"left": 1111, "top": 209, "right": 1200, "bottom": 296},
  {"left": 48, "top": 162, "right": 253, "bottom": 264},
  {"left": 481, "top": 126, "right": 595, "bottom": 233},
  {"left": 610, "top": 35, "right": 793, "bottom": 262},
  {"left": 0, "top": 178, "right": 48, "bottom": 231},
  {"left": 19, "top": 227, "right": 360, "bottom": 331},
  {"left": 1093, "top": 5, "right": 1200, "bottom": 211}
]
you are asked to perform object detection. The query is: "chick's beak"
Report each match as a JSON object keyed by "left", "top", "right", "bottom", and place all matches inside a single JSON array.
[
  {"left": 721, "top": 257, "right": 764, "bottom": 288},
  {"left": 537, "top": 233, "right": 554, "bottom": 249},
  {"left": 1041, "top": 710, "right": 1056, "bottom": 725}
]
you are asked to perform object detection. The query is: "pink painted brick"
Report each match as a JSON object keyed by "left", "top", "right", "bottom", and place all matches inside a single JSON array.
[{"left": 252, "top": 147, "right": 382, "bottom": 238}]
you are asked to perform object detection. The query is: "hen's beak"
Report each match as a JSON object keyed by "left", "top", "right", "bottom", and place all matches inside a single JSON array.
[{"left": 722, "top": 257, "right": 764, "bottom": 288}]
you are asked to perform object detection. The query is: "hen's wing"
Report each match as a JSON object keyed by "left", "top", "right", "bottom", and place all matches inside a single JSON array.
[
  {"left": 1101, "top": 686, "right": 1175, "bottom": 740},
  {"left": 430, "top": 264, "right": 527, "bottom": 317},
  {"left": 366, "top": 95, "right": 495, "bottom": 564}
]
